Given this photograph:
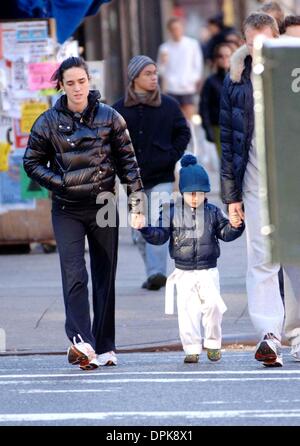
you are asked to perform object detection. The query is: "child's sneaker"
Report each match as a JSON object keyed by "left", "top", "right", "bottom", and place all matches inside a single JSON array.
[
  {"left": 184, "top": 354, "right": 199, "bottom": 363},
  {"left": 97, "top": 351, "right": 117, "bottom": 366},
  {"left": 207, "top": 349, "right": 222, "bottom": 362},
  {"left": 254, "top": 333, "right": 283, "bottom": 367},
  {"left": 67, "top": 335, "right": 98, "bottom": 370}
]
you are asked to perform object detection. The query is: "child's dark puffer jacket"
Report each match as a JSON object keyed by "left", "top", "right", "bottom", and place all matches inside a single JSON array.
[{"left": 140, "top": 198, "right": 244, "bottom": 271}]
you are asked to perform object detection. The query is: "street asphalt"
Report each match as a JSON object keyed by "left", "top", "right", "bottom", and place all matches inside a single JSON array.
[{"left": 0, "top": 351, "right": 300, "bottom": 426}]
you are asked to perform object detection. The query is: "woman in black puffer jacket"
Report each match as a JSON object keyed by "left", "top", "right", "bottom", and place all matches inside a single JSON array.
[{"left": 23, "top": 57, "right": 144, "bottom": 370}]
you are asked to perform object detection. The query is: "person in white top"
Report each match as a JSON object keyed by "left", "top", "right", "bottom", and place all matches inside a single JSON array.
[{"left": 157, "top": 17, "right": 204, "bottom": 121}]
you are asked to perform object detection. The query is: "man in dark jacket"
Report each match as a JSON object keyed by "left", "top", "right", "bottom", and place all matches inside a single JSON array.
[
  {"left": 139, "top": 154, "right": 244, "bottom": 363},
  {"left": 113, "top": 55, "right": 191, "bottom": 290},
  {"left": 220, "top": 13, "right": 289, "bottom": 367}
]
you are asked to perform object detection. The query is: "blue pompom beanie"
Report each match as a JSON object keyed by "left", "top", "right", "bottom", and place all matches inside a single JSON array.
[{"left": 179, "top": 154, "right": 211, "bottom": 193}]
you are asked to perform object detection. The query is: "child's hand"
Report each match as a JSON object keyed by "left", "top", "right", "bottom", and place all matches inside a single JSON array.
[
  {"left": 230, "top": 212, "right": 243, "bottom": 228},
  {"left": 130, "top": 213, "right": 146, "bottom": 230}
]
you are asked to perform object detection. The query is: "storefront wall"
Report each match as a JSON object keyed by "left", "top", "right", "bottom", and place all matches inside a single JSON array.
[
  {"left": 83, "top": 0, "right": 162, "bottom": 104},
  {"left": 82, "top": 0, "right": 300, "bottom": 104}
]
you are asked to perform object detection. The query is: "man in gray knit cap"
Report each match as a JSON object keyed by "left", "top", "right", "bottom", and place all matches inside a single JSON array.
[{"left": 113, "top": 55, "right": 190, "bottom": 290}]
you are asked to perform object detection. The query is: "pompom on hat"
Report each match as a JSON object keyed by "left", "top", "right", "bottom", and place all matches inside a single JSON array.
[{"left": 179, "top": 154, "right": 211, "bottom": 193}]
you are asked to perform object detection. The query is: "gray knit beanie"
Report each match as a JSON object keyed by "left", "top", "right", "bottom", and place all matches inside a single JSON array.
[{"left": 128, "top": 55, "right": 156, "bottom": 82}]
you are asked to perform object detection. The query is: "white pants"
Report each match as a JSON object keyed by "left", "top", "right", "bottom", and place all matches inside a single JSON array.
[
  {"left": 284, "top": 265, "right": 300, "bottom": 347},
  {"left": 243, "top": 187, "right": 285, "bottom": 340},
  {"left": 166, "top": 268, "right": 227, "bottom": 354}
]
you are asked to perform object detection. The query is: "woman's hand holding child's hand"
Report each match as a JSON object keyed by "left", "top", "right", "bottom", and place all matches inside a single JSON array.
[{"left": 131, "top": 213, "right": 146, "bottom": 230}]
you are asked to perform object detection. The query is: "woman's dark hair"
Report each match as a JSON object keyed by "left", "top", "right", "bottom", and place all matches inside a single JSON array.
[
  {"left": 213, "top": 42, "right": 233, "bottom": 60},
  {"left": 51, "top": 57, "right": 90, "bottom": 91},
  {"left": 208, "top": 14, "right": 224, "bottom": 30}
]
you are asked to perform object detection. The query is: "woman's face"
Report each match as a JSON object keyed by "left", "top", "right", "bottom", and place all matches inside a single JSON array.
[
  {"left": 60, "top": 67, "right": 90, "bottom": 111},
  {"left": 215, "top": 46, "right": 232, "bottom": 70}
]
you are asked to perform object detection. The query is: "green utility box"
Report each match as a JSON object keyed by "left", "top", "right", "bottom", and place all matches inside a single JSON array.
[{"left": 254, "top": 37, "right": 300, "bottom": 265}]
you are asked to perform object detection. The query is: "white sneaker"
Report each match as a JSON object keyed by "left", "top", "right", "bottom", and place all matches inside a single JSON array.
[
  {"left": 67, "top": 335, "right": 98, "bottom": 370},
  {"left": 254, "top": 333, "right": 283, "bottom": 367},
  {"left": 291, "top": 344, "right": 300, "bottom": 362},
  {"left": 97, "top": 351, "right": 117, "bottom": 366}
]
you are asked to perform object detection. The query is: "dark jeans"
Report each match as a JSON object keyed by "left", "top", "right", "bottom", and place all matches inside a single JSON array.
[
  {"left": 51, "top": 201, "right": 118, "bottom": 354},
  {"left": 167, "top": 92, "right": 195, "bottom": 106},
  {"left": 279, "top": 266, "right": 284, "bottom": 304}
]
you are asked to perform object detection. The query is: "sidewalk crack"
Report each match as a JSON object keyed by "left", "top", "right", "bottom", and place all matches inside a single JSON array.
[{"left": 34, "top": 299, "right": 58, "bottom": 329}]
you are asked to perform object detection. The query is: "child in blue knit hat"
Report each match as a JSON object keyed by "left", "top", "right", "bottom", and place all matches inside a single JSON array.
[{"left": 139, "top": 154, "right": 244, "bottom": 363}]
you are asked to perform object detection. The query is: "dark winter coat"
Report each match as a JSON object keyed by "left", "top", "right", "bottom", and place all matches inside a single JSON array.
[
  {"left": 113, "top": 94, "right": 191, "bottom": 190},
  {"left": 219, "top": 45, "right": 254, "bottom": 204},
  {"left": 200, "top": 68, "right": 227, "bottom": 142},
  {"left": 23, "top": 90, "right": 143, "bottom": 206},
  {"left": 140, "top": 198, "right": 244, "bottom": 270}
]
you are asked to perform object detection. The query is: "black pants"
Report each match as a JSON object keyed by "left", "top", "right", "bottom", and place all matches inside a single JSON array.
[
  {"left": 279, "top": 266, "right": 285, "bottom": 304},
  {"left": 51, "top": 201, "right": 118, "bottom": 354}
]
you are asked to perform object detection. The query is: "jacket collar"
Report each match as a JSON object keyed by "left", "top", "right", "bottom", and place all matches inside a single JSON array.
[
  {"left": 55, "top": 90, "right": 101, "bottom": 125},
  {"left": 230, "top": 44, "right": 252, "bottom": 83},
  {"left": 124, "top": 83, "right": 162, "bottom": 107},
  {"left": 172, "top": 197, "right": 208, "bottom": 234}
]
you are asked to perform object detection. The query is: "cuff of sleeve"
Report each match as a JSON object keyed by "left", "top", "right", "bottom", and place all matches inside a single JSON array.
[
  {"left": 139, "top": 227, "right": 150, "bottom": 234},
  {"left": 49, "top": 174, "right": 63, "bottom": 192},
  {"left": 128, "top": 190, "right": 146, "bottom": 214}
]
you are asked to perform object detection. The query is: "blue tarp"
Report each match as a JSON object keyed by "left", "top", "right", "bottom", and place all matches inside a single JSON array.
[{"left": 1, "top": 0, "right": 111, "bottom": 44}]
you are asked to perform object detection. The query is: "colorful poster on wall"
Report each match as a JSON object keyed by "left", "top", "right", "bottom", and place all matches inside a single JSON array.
[
  {"left": 0, "top": 143, "right": 11, "bottom": 172},
  {"left": 28, "top": 62, "right": 59, "bottom": 91},
  {"left": 12, "top": 58, "right": 28, "bottom": 91},
  {"left": 87, "top": 61, "right": 106, "bottom": 100},
  {"left": 0, "top": 21, "right": 50, "bottom": 62},
  {"left": 20, "top": 102, "right": 48, "bottom": 133},
  {"left": 0, "top": 113, "right": 12, "bottom": 141},
  {"left": 0, "top": 114, "right": 12, "bottom": 166},
  {"left": 0, "top": 60, "right": 8, "bottom": 90},
  {"left": 56, "top": 39, "right": 79, "bottom": 62},
  {"left": 20, "top": 165, "right": 48, "bottom": 200},
  {"left": 13, "top": 119, "right": 29, "bottom": 151},
  {"left": 0, "top": 155, "right": 35, "bottom": 209}
]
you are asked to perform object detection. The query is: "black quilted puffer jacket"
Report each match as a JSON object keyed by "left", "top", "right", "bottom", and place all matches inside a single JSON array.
[{"left": 23, "top": 90, "right": 143, "bottom": 205}]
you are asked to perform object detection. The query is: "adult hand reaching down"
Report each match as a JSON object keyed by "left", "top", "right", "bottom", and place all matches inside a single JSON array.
[{"left": 228, "top": 202, "right": 244, "bottom": 228}]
